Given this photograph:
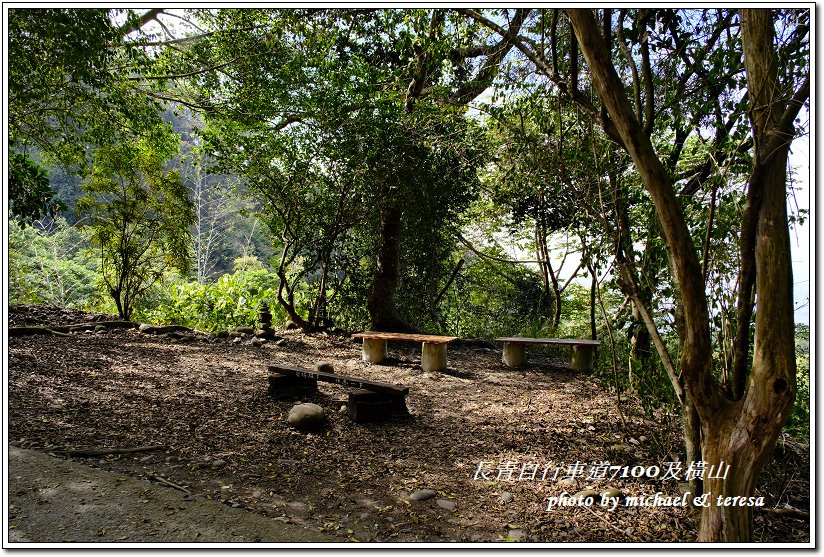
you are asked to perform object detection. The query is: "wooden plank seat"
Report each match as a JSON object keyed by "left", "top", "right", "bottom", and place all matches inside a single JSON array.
[
  {"left": 267, "top": 363, "right": 409, "bottom": 423},
  {"left": 495, "top": 337, "right": 602, "bottom": 371},
  {"left": 351, "top": 331, "right": 458, "bottom": 372}
]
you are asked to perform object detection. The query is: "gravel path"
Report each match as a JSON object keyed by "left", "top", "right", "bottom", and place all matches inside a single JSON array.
[{"left": 7, "top": 446, "right": 338, "bottom": 545}]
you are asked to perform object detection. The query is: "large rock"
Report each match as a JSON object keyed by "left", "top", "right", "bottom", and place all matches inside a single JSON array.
[{"left": 287, "top": 403, "right": 325, "bottom": 430}]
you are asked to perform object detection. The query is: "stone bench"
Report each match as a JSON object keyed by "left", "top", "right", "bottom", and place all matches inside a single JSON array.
[
  {"left": 351, "top": 332, "right": 458, "bottom": 372},
  {"left": 495, "top": 337, "right": 601, "bottom": 371},
  {"left": 267, "top": 363, "right": 409, "bottom": 423}
]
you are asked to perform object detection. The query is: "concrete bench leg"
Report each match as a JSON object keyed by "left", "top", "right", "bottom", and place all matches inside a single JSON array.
[
  {"left": 362, "top": 338, "right": 387, "bottom": 364},
  {"left": 421, "top": 342, "right": 447, "bottom": 372},
  {"left": 570, "top": 345, "right": 596, "bottom": 371},
  {"left": 502, "top": 342, "right": 526, "bottom": 367}
]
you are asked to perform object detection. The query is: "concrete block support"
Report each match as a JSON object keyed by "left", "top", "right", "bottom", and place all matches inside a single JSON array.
[
  {"left": 570, "top": 345, "right": 596, "bottom": 371},
  {"left": 362, "top": 338, "right": 387, "bottom": 364},
  {"left": 421, "top": 342, "right": 447, "bottom": 372},
  {"left": 501, "top": 342, "right": 526, "bottom": 368}
]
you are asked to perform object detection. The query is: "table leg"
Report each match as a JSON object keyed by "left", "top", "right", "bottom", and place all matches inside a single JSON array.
[
  {"left": 421, "top": 342, "right": 447, "bottom": 372},
  {"left": 362, "top": 338, "right": 387, "bottom": 364},
  {"left": 502, "top": 342, "right": 526, "bottom": 367}
]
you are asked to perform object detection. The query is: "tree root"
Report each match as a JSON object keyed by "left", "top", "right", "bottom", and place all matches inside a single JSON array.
[
  {"left": 9, "top": 321, "right": 136, "bottom": 336},
  {"left": 54, "top": 445, "right": 169, "bottom": 458}
]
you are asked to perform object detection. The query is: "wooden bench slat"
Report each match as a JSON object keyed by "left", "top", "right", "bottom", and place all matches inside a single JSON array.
[
  {"left": 352, "top": 331, "right": 458, "bottom": 344},
  {"left": 267, "top": 364, "right": 409, "bottom": 396},
  {"left": 495, "top": 337, "right": 601, "bottom": 347}
]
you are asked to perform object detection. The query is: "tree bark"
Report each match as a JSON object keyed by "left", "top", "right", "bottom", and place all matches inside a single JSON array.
[{"left": 367, "top": 203, "right": 415, "bottom": 332}]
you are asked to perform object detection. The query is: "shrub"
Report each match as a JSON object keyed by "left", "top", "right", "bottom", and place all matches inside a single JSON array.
[{"left": 140, "top": 269, "right": 285, "bottom": 332}]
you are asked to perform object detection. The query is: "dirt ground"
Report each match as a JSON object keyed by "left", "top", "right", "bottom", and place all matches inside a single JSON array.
[
  {"left": 6, "top": 304, "right": 811, "bottom": 544},
  {"left": 7, "top": 445, "right": 337, "bottom": 544}
]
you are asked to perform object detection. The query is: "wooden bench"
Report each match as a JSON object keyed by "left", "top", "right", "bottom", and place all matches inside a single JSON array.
[
  {"left": 495, "top": 337, "right": 602, "bottom": 371},
  {"left": 267, "top": 363, "right": 409, "bottom": 423},
  {"left": 351, "top": 331, "right": 458, "bottom": 372}
]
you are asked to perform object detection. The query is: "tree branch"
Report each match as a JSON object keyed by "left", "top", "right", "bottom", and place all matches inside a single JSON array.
[{"left": 459, "top": 8, "right": 628, "bottom": 150}]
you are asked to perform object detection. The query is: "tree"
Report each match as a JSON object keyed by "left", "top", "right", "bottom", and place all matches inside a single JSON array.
[
  {"left": 133, "top": 8, "right": 499, "bottom": 332},
  {"left": 464, "top": 7, "right": 808, "bottom": 540},
  {"left": 76, "top": 131, "right": 195, "bottom": 319},
  {"left": 564, "top": 8, "right": 805, "bottom": 541},
  {"left": 7, "top": 8, "right": 164, "bottom": 219}
]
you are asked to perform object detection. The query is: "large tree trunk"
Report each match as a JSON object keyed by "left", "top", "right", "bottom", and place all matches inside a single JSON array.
[
  {"left": 694, "top": 10, "right": 799, "bottom": 540},
  {"left": 367, "top": 203, "right": 415, "bottom": 332},
  {"left": 567, "top": 8, "right": 802, "bottom": 541}
]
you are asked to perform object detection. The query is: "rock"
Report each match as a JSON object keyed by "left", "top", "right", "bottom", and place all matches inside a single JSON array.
[
  {"left": 339, "top": 405, "right": 348, "bottom": 413},
  {"left": 234, "top": 326, "right": 255, "bottom": 335},
  {"left": 232, "top": 336, "right": 242, "bottom": 344},
  {"left": 628, "top": 437, "right": 640, "bottom": 446},
  {"left": 256, "top": 329, "right": 281, "bottom": 341},
  {"left": 287, "top": 403, "right": 325, "bottom": 430},
  {"left": 251, "top": 337, "right": 265, "bottom": 347},
  {"left": 315, "top": 362, "right": 335, "bottom": 374},
  {"left": 274, "top": 339, "right": 287, "bottom": 346},
  {"left": 601, "top": 487, "right": 623, "bottom": 499},
  {"left": 95, "top": 325, "right": 107, "bottom": 332},
  {"left": 140, "top": 456, "right": 154, "bottom": 463},
  {"left": 507, "top": 528, "right": 526, "bottom": 542},
  {"left": 212, "top": 459, "right": 227, "bottom": 468},
  {"left": 558, "top": 478, "right": 576, "bottom": 488},
  {"left": 165, "top": 456, "right": 178, "bottom": 464},
  {"left": 499, "top": 492, "right": 514, "bottom": 503},
  {"left": 409, "top": 489, "right": 437, "bottom": 502},
  {"left": 284, "top": 320, "right": 299, "bottom": 330},
  {"left": 573, "top": 489, "right": 601, "bottom": 500},
  {"left": 639, "top": 435, "right": 648, "bottom": 443},
  {"left": 215, "top": 330, "right": 229, "bottom": 338},
  {"left": 138, "top": 323, "right": 153, "bottom": 332},
  {"left": 436, "top": 499, "right": 457, "bottom": 511}
]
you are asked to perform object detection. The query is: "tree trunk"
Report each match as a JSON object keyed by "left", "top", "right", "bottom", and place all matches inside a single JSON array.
[
  {"left": 567, "top": 8, "right": 802, "bottom": 541},
  {"left": 681, "top": 393, "right": 703, "bottom": 500},
  {"left": 368, "top": 203, "right": 415, "bottom": 332}
]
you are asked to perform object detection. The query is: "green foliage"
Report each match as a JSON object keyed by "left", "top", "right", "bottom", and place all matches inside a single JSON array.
[
  {"left": 8, "top": 8, "right": 162, "bottom": 168},
  {"left": 9, "top": 214, "right": 100, "bottom": 308},
  {"left": 140, "top": 268, "right": 285, "bottom": 332},
  {"left": 784, "top": 324, "right": 810, "bottom": 437},
  {"left": 8, "top": 152, "right": 66, "bottom": 224},
  {"left": 76, "top": 132, "right": 195, "bottom": 319},
  {"left": 438, "top": 248, "right": 549, "bottom": 338}
]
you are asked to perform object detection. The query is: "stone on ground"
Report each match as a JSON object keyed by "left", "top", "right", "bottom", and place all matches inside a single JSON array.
[
  {"left": 409, "top": 489, "right": 437, "bottom": 501},
  {"left": 287, "top": 403, "right": 325, "bottom": 429},
  {"left": 315, "top": 361, "right": 335, "bottom": 374},
  {"left": 436, "top": 499, "right": 457, "bottom": 511}
]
